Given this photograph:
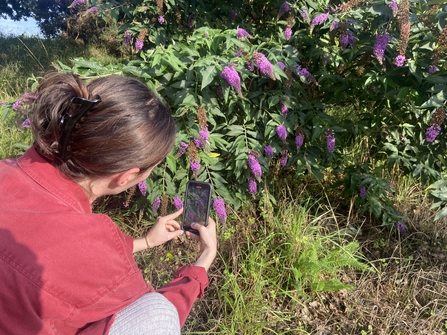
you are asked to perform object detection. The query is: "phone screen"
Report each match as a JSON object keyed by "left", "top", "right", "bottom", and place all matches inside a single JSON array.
[{"left": 182, "top": 181, "right": 212, "bottom": 234}]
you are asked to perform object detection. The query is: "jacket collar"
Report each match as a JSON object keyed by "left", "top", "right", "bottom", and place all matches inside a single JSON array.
[{"left": 18, "top": 146, "right": 92, "bottom": 214}]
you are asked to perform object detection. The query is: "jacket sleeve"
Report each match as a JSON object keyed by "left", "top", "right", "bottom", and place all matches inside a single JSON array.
[{"left": 156, "top": 265, "right": 209, "bottom": 327}]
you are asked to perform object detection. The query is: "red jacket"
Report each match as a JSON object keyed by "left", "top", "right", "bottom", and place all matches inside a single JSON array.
[{"left": 0, "top": 147, "right": 208, "bottom": 334}]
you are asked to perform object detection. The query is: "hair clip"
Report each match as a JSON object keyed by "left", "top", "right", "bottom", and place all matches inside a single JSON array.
[{"left": 55, "top": 95, "right": 102, "bottom": 163}]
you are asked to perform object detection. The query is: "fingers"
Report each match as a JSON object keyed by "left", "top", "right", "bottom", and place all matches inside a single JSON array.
[{"left": 162, "top": 207, "right": 183, "bottom": 220}]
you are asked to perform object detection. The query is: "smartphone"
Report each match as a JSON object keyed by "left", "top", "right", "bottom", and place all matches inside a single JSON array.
[{"left": 182, "top": 181, "right": 212, "bottom": 235}]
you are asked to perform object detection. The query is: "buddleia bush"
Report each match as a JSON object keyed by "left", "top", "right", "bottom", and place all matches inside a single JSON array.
[{"left": 4, "top": 0, "right": 447, "bottom": 230}]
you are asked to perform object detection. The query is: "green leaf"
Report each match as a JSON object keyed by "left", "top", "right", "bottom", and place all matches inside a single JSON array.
[{"left": 201, "top": 65, "right": 217, "bottom": 91}]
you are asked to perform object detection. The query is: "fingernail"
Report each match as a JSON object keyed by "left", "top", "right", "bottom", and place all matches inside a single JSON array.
[
  {"left": 180, "top": 230, "right": 185, "bottom": 235},
  {"left": 191, "top": 223, "right": 196, "bottom": 227}
]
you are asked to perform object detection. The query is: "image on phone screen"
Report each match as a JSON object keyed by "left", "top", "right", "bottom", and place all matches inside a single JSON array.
[{"left": 182, "top": 181, "right": 212, "bottom": 234}]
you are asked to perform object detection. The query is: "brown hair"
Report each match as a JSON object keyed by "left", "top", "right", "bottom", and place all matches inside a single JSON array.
[{"left": 29, "top": 73, "right": 176, "bottom": 180}]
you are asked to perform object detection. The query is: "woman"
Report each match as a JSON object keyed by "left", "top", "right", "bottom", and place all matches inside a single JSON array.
[{"left": 0, "top": 73, "right": 217, "bottom": 334}]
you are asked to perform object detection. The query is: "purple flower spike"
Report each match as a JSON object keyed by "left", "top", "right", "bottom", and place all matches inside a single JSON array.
[
  {"left": 158, "top": 16, "right": 165, "bottom": 24},
  {"left": 213, "top": 197, "right": 227, "bottom": 223},
  {"left": 394, "top": 55, "right": 406, "bottom": 67},
  {"left": 429, "top": 65, "right": 437, "bottom": 74},
  {"left": 221, "top": 65, "right": 243, "bottom": 97},
  {"left": 175, "top": 142, "right": 189, "bottom": 158},
  {"left": 281, "top": 104, "right": 288, "bottom": 116},
  {"left": 426, "top": 124, "right": 441, "bottom": 143},
  {"left": 325, "top": 129, "right": 335, "bottom": 153},
  {"left": 277, "top": 2, "right": 291, "bottom": 18},
  {"left": 295, "top": 134, "right": 304, "bottom": 149},
  {"left": 21, "top": 118, "right": 31, "bottom": 129},
  {"left": 237, "top": 28, "right": 251, "bottom": 39},
  {"left": 190, "top": 160, "right": 201, "bottom": 175},
  {"left": 229, "top": 9, "right": 236, "bottom": 21},
  {"left": 284, "top": 27, "right": 292, "bottom": 40},
  {"left": 88, "top": 6, "right": 99, "bottom": 12},
  {"left": 248, "top": 153, "right": 262, "bottom": 179},
  {"left": 173, "top": 196, "right": 183, "bottom": 210},
  {"left": 264, "top": 145, "right": 274, "bottom": 160},
  {"left": 373, "top": 34, "right": 390, "bottom": 64},
  {"left": 311, "top": 13, "right": 329, "bottom": 30},
  {"left": 135, "top": 39, "right": 144, "bottom": 51},
  {"left": 216, "top": 86, "right": 223, "bottom": 97},
  {"left": 123, "top": 30, "right": 132, "bottom": 46},
  {"left": 330, "top": 21, "right": 339, "bottom": 31},
  {"left": 253, "top": 51, "right": 275, "bottom": 80},
  {"left": 280, "top": 150, "right": 288, "bottom": 167},
  {"left": 12, "top": 99, "right": 23, "bottom": 111},
  {"left": 358, "top": 183, "right": 367, "bottom": 199},
  {"left": 152, "top": 197, "right": 161, "bottom": 215},
  {"left": 396, "top": 221, "right": 406, "bottom": 234},
  {"left": 389, "top": 2, "right": 398, "bottom": 17},
  {"left": 138, "top": 180, "right": 147, "bottom": 196},
  {"left": 248, "top": 178, "right": 257, "bottom": 195},
  {"left": 299, "top": 9, "right": 310, "bottom": 24},
  {"left": 277, "top": 62, "right": 285, "bottom": 70},
  {"left": 276, "top": 124, "right": 288, "bottom": 141}
]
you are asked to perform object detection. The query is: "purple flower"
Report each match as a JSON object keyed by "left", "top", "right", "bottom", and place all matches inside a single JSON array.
[
  {"left": 373, "top": 34, "right": 390, "bottom": 64},
  {"left": 0, "top": 102, "right": 8, "bottom": 106},
  {"left": 194, "top": 137, "right": 204, "bottom": 149},
  {"left": 295, "top": 134, "right": 304, "bottom": 149},
  {"left": 158, "top": 16, "right": 165, "bottom": 24},
  {"left": 69, "top": 0, "right": 85, "bottom": 8},
  {"left": 135, "top": 39, "right": 144, "bottom": 51},
  {"left": 426, "top": 124, "right": 441, "bottom": 142},
  {"left": 394, "top": 55, "right": 406, "bottom": 67},
  {"left": 216, "top": 86, "right": 223, "bottom": 97},
  {"left": 396, "top": 221, "right": 406, "bottom": 234},
  {"left": 281, "top": 104, "right": 288, "bottom": 116},
  {"left": 245, "top": 61, "right": 255, "bottom": 72},
  {"left": 237, "top": 28, "right": 251, "bottom": 39},
  {"left": 284, "top": 27, "right": 292, "bottom": 40},
  {"left": 248, "top": 153, "right": 262, "bottom": 179},
  {"left": 280, "top": 150, "right": 288, "bottom": 167},
  {"left": 204, "top": 32, "right": 209, "bottom": 38},
  {"left": 330, "top": 21, "right": 339, "bottom": 31},
  {"left": 199, "top": 128, "right": 209, "bottom": 141},
  {"left": 123, "top": 30, "right": 132, "bottom": 46},
  {"left": 297, "top": 66, "right": 316, "bottom": 84},
  {"left": 248, "top": 178, "right": 257, "bottom": 195},
  {"left": 311, "top": 13, "right": 329, "bottom": 30},
  {"left": 175, "top": 142, "right": 189, "bottom": 158},
  {"left": 21, "top": 118, "right": 31, "bottom": 129},
  {"left": 138, "top": 180, "right": 147, "bottom": 196},
  {"left": 429, "top": 65, "right": 437, "bottom": 74},
  {"left": 190, "top": 160, "right": 201, "bottom": 176},
  {"left": 88, "top": 6, "right": 99, "bottom": 12},
  {"left": 229, "top": 10, "right": 236, "bottom": 21},
  {"left": 213, "top": 197, "right": 227, "bottom": 223},
  {"left": 325, "top": 129, "right": 335, "bottom": 153},
  {"left": 278, "top": 2, "right": 291, "bottom": 18},
  {"left": 340, "top": 33, "right": 356, "bottom": 48},
  {"left": 187, "top": 13, "right": 195, "bottom": 28},
  {"left": 264, "top": 145, "right": 274, "bottom": 160},
  {"left": 299, "top": 9, "right": 310, "bottom": 24},
  {"left": 358, "top": 184, "right": 367, "bottom": 199},
  {"left": 152, "top": 197, "right": 161, "bottom": 214},
  {"left": 173, "top": 196, "right": 183, "bottom": 210},
  {"left": 221, "top": 66, "right": 243, "bottom": 97},
  {"left": 277, "top": 62, "right": 285, "bottom": 70},
  {"left": 388, "top": 2, "right": 398, "bottom": 17},
  {"left": 12, "top": 99, "right": 23, "bottom": 111},
  {"left": 253, "top": 51, "right": 275, "bottom": 80},
  {"left": 276, "top": 124, "right": 288, "bottom": 141},
  {"left": 235, "top": 49, "right": 243, "bottom": 57}
]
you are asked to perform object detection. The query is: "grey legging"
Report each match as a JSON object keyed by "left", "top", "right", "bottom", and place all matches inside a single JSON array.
[{"left": 109, "top": 292, "right": 181, "bottom": 335}]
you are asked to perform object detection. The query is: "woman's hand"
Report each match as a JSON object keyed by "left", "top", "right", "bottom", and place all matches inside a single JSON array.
[
  {"left": 186, "top": 217, "right": 217, "bottom": 272},
  {"left": 133, "top": 208, "right": 184, "bottom": 253}
]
